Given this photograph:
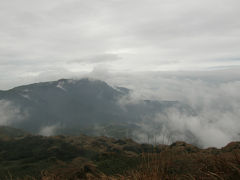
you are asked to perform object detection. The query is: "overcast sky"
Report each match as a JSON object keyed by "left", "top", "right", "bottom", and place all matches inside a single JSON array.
[
  {"left": 1, "top": 0, "right": 240, "bottom": 89},
  {"left": 1, "top": 0, "right": 240, "bottom": 147}
]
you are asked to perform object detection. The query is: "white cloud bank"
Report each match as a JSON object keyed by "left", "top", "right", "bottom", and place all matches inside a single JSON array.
[
  {"left": 0, "top": 100, "right": 27, "bottom": 126},
  {"left": 91, "top": 70, "right": 240, "bottom": 148}
]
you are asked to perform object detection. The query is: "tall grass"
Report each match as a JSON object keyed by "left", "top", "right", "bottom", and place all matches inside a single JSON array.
[
  {"left": 107, "top": 149, "right": 240, "bottom": 180},
  {"left": 6, "top": 149, "right": 240, "bottom": 180}
]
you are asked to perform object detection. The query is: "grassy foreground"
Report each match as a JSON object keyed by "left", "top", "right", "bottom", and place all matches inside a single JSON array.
[
  {"left": 0, "top": 126, "right": 240, "bottom": 179},
  {"left": 2, "top": 141, "right": 240, "bottom": 180}
]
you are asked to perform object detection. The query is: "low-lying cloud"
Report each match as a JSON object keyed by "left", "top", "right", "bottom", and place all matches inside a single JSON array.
[
  {"left": 91, "top": 70, "right": 240, "bottom": 148},
  {"left": 39, "top": 124, "right": 60, "bottom": 136},
  {"left": 0, "top": 100, "right": 27, "bottom": 126}
]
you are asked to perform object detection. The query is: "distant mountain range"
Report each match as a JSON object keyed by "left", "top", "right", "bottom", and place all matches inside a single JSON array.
[{"left": 0, "top": 78, "right": 192, "bottom": 138}]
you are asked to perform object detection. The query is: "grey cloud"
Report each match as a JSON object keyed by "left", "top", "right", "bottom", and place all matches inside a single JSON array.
[
  {"left": 0, "top": 100, "right": 28, "bottom": 126},
  {"left": 1, "top": 0, "right": 240, "bottom": 90},
  {"left": 39, "top": 124, "right": 60, "bottom": 136},
  {"left": 88, "top": 69, "right": 240, "bottom": 148},
  {"left": 69, "top": 54, "right": 121, "bottom": 64}
]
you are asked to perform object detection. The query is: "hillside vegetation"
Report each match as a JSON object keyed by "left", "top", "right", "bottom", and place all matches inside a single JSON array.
[{"left": 0, "top": 127, "right": 240, "bottom": 179}]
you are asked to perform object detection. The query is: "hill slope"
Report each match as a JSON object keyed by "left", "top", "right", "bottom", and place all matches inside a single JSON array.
[
  {"left": 0, "top": 78, "right": 186, "bottom": 139},
  {"left": 0, "top": 126, "right": 29, "bottom": 140},
  {"left": 0, "top": 127, "right": 239, "bottom": 179}
]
